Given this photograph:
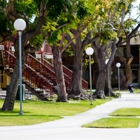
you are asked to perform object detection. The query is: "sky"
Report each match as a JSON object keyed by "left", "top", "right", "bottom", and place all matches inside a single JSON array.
[{"left": 131, "top": 0, "right": 140, "bottom": 18}]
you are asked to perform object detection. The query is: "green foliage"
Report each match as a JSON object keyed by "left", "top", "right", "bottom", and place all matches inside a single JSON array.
[
  {"left": 123, "top": 19, "right": 137, "bottom": 30},
  {"left": 14, "top": 0, "right": 38, "bottom": 20},
  {"left": 42, "top": 20, "right": 58, "bottom": 34},
  {"left": 0, "top": 0, "right": 6, "bottom": 8},
  {"left": 0, "top": 12, "right": 6, "bottom": 34},
  {"left": 29, "top": 34, "right": 44, "bottom": 47},
  {"left": 76, "top": 1, "right": 88, "bottom": 19},
  {"left": 100, "top": 30, "right": 117, "bottom": 44},
  {"left": 48, "top": 30, "right": 62, "bottom": 45},
  {"left": 47, "top": 0, "right": 73, "bottom": 19},
  {"left": 42, "top": 0, "right": 96, "bottom": 46}
]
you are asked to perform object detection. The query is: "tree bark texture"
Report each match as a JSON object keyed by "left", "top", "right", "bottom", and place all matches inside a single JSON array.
[
  {"left": 92, "top": 39, "right": 117, "bottom": 98},
  {"left": 125, "top": 37, "right": 135, "bottom": 86},
  {"left": 116, "top": 36, "right": 135, "bottom": 88},
  {"left": 66, "top": 31, "right": 91, "bottom": 99},
  {"left": 1, "top": 60, "right": 19, "bottom": 110},
  {"left": 68, "top": 50, "right": 83, "bottom": 99},
  {"left": 52, "top": 46, "right": 67, "bottom": 102}
]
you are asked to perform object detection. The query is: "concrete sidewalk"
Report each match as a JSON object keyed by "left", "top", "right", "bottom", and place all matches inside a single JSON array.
[{"left": 0, "top": 92, "right": 140, "bottom": 140}]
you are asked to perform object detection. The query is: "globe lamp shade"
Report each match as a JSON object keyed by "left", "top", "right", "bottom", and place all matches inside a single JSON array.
[
  {"left": 14, "top": 19, "right": 26, "bottom": 31},
  {"left": 116, "top": 63, "right": 121, "bottom": 68},
  {"left": 86, "top": 47, "right": 94, "bottom": 55}
]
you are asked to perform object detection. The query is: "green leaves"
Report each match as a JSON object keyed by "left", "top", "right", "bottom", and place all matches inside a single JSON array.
[
  {"left": 47, "top": 0, "right": 73, "bottom": 19},
  {"left": 100, "top": 30, "right": 117, "bottom": 44},
  {"left": 0, "top": 12, "right": 6, "bottom": 34},
  {"left": 30, "top": 34, "right": 44, "bottom": 47},
  {"left": 14, "top": 0, "right": 38, "bottom": 19},
  {"left": 77, "top": 1, "right": 88, "bottom": 19}
]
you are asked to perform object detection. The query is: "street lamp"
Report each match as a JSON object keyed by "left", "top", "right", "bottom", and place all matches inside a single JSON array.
[
  {"left": 105, "top": 59, "right": 111, "bottom": 98},
  {"left": 14, "top": 19, "right": 26, "bottom": 115},
  {"left": 116, "top": 63, "right": 121, "bottom": 92},
  {"left": 85, "top": 47, "right": 94, "bottom": 105}
]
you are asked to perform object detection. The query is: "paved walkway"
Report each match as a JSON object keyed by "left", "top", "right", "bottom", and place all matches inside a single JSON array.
[{"left": 0, "top": 92, "right": 140, "bottom": 140}]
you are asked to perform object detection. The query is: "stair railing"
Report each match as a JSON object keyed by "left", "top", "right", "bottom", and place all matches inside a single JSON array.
[
  {"left": 41, "top": 58, "right": 71, "bottom": 92},
  {"left": 41, "top": 58, "right": 88, "bottom": 90},
  {"left": 26, "top": 54, "right": 56, "bottom": 84},
  {"left": 3, "top": 51, "right": 53, "bottom": 100},
  {"left": 3, "top": 51, "right": 15, "bottom": 70},
  {"left": 22, "top": 64, "right": 53, "bottom": 95}
]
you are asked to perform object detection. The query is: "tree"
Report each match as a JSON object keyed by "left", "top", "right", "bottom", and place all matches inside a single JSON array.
[
  {"left": 67, "top": 0, "right": 139, "bottom": 99},
  {"left": 92, "top": 39, "right": 117, "bottom": 98},
  {"left": 92, "top": 0, "right": 140, "bottom": 97},
  {"left": 42, "top": 0, "right": 94, "bottom": 101},
  {"left": 0, "top": 0, "right": 73, "bottom": 110},
  {"left": 115, "top": 18, "right": 140, "bottom": 88},
  {"left": 66, "top": 30, "right": 95, "bottom": 99},
  {"left": 91, "top": 0, "right": 135, "bottom": 98},
  {"left": 65, "top": 0, "right": 111, "bottom": 99}
]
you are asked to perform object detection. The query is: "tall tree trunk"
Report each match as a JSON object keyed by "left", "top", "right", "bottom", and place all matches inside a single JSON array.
[
  {"left": 104, "top": 67, "right": 116, "bottom": 97},
  {"left": 1, "top": 60, "right": 19, "bottom": 110},
  {"left": 116, "top": 36, "right": 135, "bottom": 88},
  {"left": 125, "top": 61, "right": 135, "bottom": 86},
  {"left": 52, "top": 46, "right": 67, "bottom": 102},
  {"left": 1, "top": 40, "right": 27, "bottom": 111},
  {"left": 68, "top": 51, "right": 83, "bottom": 99},
  {"left": 93, "top": 39, "right": 117, "bottom": 98},
  {"left": 94, "top": 70, "right": 107, "bottom": 98},
  {"left": 66, "top": 31, "right": 91, "bottom": 99},
  {"left": 93, "top": 44, "right": 107, "bottom": 98},
  {"left": 125, "top": 37, "right": 135, "bottom": 86}
]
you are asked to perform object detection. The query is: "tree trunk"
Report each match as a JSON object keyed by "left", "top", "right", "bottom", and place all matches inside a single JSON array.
[
  {"left": 116, "top": 36, "right": 135, "bottom": 88},
  {"left": 125, "top": 58, "right": 135, "bottom": 87},
  {"left": 104, "top": 67, "right": 117, "bottom": 97},
  {"left": 1, "top": 60, "right": 19, "bottom": 110},
  {"left": 52, "top": 46, "right": 67, "bottom": 102},
  {"left": 94, "top": 70, "right": 106, "bottom": 98},
  {"left": 92, "top": 39, "right": 117, "bottom": 98},
  {"left": 1, "top": 40, "right": 27, "bottom": 111},
  {"left": 66, "top": 30, "right": 90, "bottom": 100},
  {"left": 68, "top": 51, "right": 83, "bottom": 99}
]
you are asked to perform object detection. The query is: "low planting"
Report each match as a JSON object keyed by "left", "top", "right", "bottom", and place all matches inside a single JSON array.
[
  {"left": 83, "top": 117, "right": 140, "bottom": 128},
  {"left": 83, "top": 108, "right": 140, "bottom": 128},
  {"left": 110, "top": 108, "right": 140, "bottom": 116}
]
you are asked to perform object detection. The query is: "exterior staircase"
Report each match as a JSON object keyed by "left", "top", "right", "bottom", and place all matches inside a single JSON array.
[{"left": 2, "top": 50, "right": 88, "bottom": 101}]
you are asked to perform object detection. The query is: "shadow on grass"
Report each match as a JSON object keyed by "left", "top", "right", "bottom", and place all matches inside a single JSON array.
[{"left": 0, "top": 113, "right": 61, "bottom": 118}]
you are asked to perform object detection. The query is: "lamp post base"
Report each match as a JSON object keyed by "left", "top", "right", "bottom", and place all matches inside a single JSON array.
[
  {"left": 19, "top": 112, "right": 23, "bottom": 115},
  {"left": 90, "top": 103, "right": 93, "bottom": 105},
  {"left": 90, "top": 95, "right": 93, "bottom": 105}
]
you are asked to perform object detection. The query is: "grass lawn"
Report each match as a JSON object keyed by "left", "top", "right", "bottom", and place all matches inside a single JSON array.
[
  {"left": 110, "top": 108, "right": 140, "bottom": 116},
  {"left": 82, "top": 117, "right": 140, "bottom": 128},
  {"left": 83, "top": 108, "right": 140, "bottom": 128},
  {"left": 0, "top": 99, "right": 108, "bottom": 126},
  {"left": 133, "top": 89, "right": 140, "bottom": 93}
]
